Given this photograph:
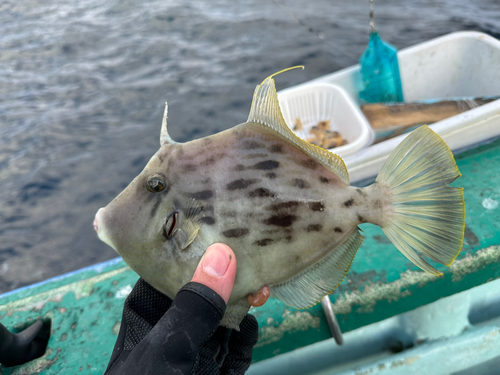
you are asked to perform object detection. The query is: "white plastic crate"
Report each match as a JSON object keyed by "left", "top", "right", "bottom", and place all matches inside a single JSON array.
[{"left": 278, "top": 83, "right": 374, "bottom": 158}]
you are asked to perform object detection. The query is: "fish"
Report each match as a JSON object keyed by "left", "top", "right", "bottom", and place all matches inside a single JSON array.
[{"left": 94, "top": 67, "right": 465, "bottom": 329}]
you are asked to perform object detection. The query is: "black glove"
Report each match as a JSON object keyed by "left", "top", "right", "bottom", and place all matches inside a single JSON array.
[
  {"left": 0, "top": 319, "right": 50, "bottom": 367},
  {"left": 105, "top": 278, "right": 258, "bottom": 375}
]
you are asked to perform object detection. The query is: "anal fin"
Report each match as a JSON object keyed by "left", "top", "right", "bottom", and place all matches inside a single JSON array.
[{"left": 270, "top": 228, "right": 363, "bottom": 308}]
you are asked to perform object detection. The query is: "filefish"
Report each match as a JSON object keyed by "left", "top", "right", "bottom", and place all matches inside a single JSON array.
[{"left": 94, "top": 68, "right": 465, "bottom": 328}]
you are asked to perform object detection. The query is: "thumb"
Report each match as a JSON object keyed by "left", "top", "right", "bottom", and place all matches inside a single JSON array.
[{"left": 191, "top": 243, "right": 237, "bottom": 303}]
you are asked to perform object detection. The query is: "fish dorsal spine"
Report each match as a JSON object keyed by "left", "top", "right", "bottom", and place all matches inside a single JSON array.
[
  {"left": 160, "top": 102, "right": 177, "bottom": 146},
  {"left": 247, "top": 67, "right": 350, "bottom": 185}
]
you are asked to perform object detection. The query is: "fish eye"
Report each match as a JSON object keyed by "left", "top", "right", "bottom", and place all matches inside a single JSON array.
[{"left": 146, "top": 174, "right": 168, "bottom": 193}]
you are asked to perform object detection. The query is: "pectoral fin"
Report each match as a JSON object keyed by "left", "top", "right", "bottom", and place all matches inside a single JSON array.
[{"left": 173, "top": 198, "right": 204, "bottom": 251}]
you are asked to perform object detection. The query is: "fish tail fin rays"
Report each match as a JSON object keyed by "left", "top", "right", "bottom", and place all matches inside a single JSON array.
[
  {"left": 160, "top": 102, "right": 177, "bottom": 146},
  {"left": 247, "top": 67, "right": 350, "bottom": 185},
  {"left": 376, "top": 125, "right": 465, "bottom": 276},
  {"left": 270, "top": 228, "right": 363, "bottom": 308}
]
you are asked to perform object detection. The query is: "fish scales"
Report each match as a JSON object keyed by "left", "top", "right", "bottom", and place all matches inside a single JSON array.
[{"left": 95, "top": 68, "right": 465, "bottom": 329}]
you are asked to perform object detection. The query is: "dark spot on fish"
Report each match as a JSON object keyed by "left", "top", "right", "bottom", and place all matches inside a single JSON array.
[
  {"left": 291, "top": 178, "right": 310, "bottom": 189},
  {"left": 203, "top": 205, "right": 214, "bottom": 213},
  {"left": 255, "top": 238, "right": 274, "bottom": 246},
  {"left": 262, "top": 228, "right": 280, "bottom": 235},
  {"left": 189, "top": 190, "right": 214, "bottom": 200},
  {"left": 227, "top": 179, "right": 259, "bottom": 191},
  {"left": 200, "top": 217, "right": 216, "bottom": 225},
  {"left": 285, "top": 235, "right": 293, "bottom": 242},
  {"left": 235, "top": 164, "right": 246, "bottom": 171},
  {"left": 265, "top": 172, "right": 276, "bottom": 179},
  {"left": 294, "top": 255, "right": 300, "bottom": 262},
  {"left": 202, "top": 153, "right": 226, "bottom": 165},
  {"left": 299, "top": 159, "right": 318, "bottom": 170},
  {"left": 373, "top": 200, "right": 382, "bottom": 209},
  {"left": 204, "top": 138, "right": 213, "bottom": 144},
  {"left": 264, "top": 214, "right": 297, "bottom": 227},
  {"left": 202, "top": 156, "right": 216, "bottom": 165},
  {"left": 157, "top": 153, "right": 164, "bottom": 163},
  {"left": 243, "top": 153, "right": 269, "bottom": 159},
  {"left": 307, "top": 224, "right": 322, "bottom": 232},
  {"left": 184, "top": 164, "right": 197, "bottom": 172},
  {"left": 357, "top": 214, "right": 365, "bottom": 223},
  {"left": 150, "top": 196, "right": 162, "bottom": 218},
  {"left": 229, "top": 254, "right": 232, "bottom": 260},
  {"left": 252, "top": 160, "right": 279, "bottom": 170},
  {"left": 319, "top": 176, "right": 329, "bottom": 183},
  {"left": 356, "top": 188, "right": 364, "bottom": 195},
  {"left": 223, "top": 228, "right": 249, "bottom": 238},
  {"left": 334, "top": 227, "right": 343, "bottom": 233},
  {"left": 249, "top": 188, "right": 275, "bottom": 198},
  {"left": 202, "top": 178, "right": 211, "bottom": 184},
  {"left": 269, "top": 144, "right": 283, "bottom": 153},
  {"left": 242, "top": 140, "right": 265, "bottom": 149},
  {"left": 344, "top": 199, "right": 354, "bottom": 207},
  {"left": 308, "top": 201, "right": 325, "bottom": 212},
  {"left": 222, "top": 211, "right": 237, "bottom": 218},
  {"left": 269, "top": 201, "right": 300, "bottom": 212}
]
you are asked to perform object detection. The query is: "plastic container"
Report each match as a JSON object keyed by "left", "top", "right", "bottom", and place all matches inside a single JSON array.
[{"left": 278, "top": 83, "right": 374, "bottom": 158}]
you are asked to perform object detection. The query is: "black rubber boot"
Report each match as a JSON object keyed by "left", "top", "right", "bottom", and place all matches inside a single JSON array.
[{"left": 0, "top": 320, "right": 50, "bottom": 367}]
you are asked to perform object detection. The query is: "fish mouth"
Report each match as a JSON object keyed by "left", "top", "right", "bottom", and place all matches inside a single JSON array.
[
  {"left": 93, "top": 216, "right": 99, "bottom": 233},
  {"left": 94, "top": 208, "right": 117, "bottom": 250},
  {"left": 94, "top": 208, "right": 103, "bottom": 234}
]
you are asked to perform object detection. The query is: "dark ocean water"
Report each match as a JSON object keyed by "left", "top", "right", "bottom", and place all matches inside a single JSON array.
[{"left": 0, "top": 0, "right": 499, "bottom": 292}]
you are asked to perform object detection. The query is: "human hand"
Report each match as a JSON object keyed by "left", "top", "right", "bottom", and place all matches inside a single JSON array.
[{"left": 105, "top": 243, "right": 263, "bottom": 375}]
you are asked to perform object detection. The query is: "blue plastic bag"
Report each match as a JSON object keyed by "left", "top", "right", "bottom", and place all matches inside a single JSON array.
[{"left": 359, "top": 31, "right": 404, "bottom": 103}]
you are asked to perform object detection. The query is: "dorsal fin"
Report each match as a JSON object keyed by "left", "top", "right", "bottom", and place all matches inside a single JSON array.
[
  {"left": 160, "top": 102, "right": 177, "bottom": 146},
  {"left": 247, "top": 67, "right": 349, "bottom": 185}
]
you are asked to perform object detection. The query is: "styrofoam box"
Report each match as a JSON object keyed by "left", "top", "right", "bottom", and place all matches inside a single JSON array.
[{"left": 278, "top": 83, "right": 375, "bottom": 158}]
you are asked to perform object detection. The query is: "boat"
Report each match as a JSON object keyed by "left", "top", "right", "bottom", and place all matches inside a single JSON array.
[{"left": 1, "top": 31, "right": 500, "bottom": 374}]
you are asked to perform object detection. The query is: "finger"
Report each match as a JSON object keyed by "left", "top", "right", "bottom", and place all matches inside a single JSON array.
[
  {"left": 191, "top": 243, "right": 237, "bottom": 303},
  {"left": 247, "top": 285, "right": 270, "bottom": 307},
  {"left": 220, "top": 314, "right": 259, "bottom": 375}
]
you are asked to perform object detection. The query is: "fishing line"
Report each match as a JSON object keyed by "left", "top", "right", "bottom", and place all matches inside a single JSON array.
[{"left": 271, "top": 0, "right": 358, "bottom": 62}]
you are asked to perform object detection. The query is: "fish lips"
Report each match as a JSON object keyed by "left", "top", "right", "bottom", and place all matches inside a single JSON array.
[{"left": 94, "top": 207, "right": 117, "bottom": 251}]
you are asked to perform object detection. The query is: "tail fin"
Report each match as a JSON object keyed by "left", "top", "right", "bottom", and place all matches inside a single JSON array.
[{"left": 376, "top": 125, "right": 465, "bottom": 276}]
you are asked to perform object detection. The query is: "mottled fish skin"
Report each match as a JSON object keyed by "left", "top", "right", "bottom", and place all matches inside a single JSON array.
[{"left": 97, "top": 121, "right": 391, "bottom": 303}]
